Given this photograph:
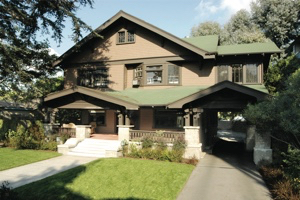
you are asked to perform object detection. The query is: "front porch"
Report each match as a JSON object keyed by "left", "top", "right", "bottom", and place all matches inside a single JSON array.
[{"left": 44, "top": 82, "right": 273, "bottom": 164}]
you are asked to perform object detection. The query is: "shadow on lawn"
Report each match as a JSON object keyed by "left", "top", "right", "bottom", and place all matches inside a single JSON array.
[
  {"left": 15, "top": 165, "right": 89, "bottom": 200},
  {"left": 101, "top": 198, "right": 151, "bottom": 200}
]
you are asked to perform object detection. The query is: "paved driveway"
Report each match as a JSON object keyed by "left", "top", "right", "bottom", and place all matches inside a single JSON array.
[{"left": 177, "top": 140, "right": 272, "bottom": 200}]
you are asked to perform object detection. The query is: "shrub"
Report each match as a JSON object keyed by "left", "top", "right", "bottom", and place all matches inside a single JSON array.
[
  {"left": 173, "top": 136, "right": 186, "bottom": 151},
  {"left": 282, "top": 146, "right": 300, "bottom": 180},
  {"left": 260, "top": 165, "right": 300, "bottom": 200},
  {"left": 141, "top": 136, "right": 154, "bottom": 149},
  {"left": 40, "top": 140, "right": 58, "bottom": 151},
  {"left": 0, "top": 181, "right": 17, "bottom": 200}
]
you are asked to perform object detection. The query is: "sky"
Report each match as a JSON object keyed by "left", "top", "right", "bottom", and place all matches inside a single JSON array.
[{"left": 49, "top": 0, "right": 253, "bottom": 56}]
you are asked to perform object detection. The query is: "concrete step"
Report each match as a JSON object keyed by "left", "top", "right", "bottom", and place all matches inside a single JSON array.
[
  {"left": 67, "top": 151, "right": 106, "bottom": 158},
  {"left": 67, "top": 138, "right": 121, "bottom": 158}
]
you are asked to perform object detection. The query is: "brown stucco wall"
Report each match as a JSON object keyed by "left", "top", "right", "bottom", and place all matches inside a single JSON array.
[
  {"left": 181, "top": 61, "right": 216, "bottom": 86},
  {"left": 95, "top": 110, "right": 116, "bottom": 133},
  {"left": 64, "top": 67, "right": 77, "bottom": 89},
  {"left": 139, "top": 108, "right": 153, "bottom": 130},
  {"left": 107, "top": 64, "right": 125, "bottom": 91}
]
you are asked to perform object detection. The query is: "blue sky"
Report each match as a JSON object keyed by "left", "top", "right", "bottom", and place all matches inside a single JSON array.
[{"left": 49, "top": 0, "right": 252, "bottom": 55}]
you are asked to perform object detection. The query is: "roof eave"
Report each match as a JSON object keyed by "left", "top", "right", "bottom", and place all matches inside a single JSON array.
[{"left": 54, "top": 10, "right": 212, "bottom": 67}]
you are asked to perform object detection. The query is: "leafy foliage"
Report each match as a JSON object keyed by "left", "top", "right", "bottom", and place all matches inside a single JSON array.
[
  {"left": 244, "top": 68, "right": 300, "bottom": 149},
  {"left": 282, "top": 147, "right": 300, "bottom": 182},
  {"left": 220, "top": 9, "right": 267, "bottom": 45},
  {"left": 0, "top": 0, "right": 95, "bottom": 88},
  {"left": 265, "top": 55, "right": 300, "bottom": 94},
  {"left": 0, "top": 181, "right": 17, "bottom": 200},
  {"left": 251, "top": 0, "right": 300, "bottom": 48},
  {"left": 191, "top": 21, "right": 221, "bottom": 36}
]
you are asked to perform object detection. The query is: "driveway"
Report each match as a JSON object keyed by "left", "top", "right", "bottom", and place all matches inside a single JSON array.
[{"left": 177, "top": 140, "right": 272, "bottom": 200}]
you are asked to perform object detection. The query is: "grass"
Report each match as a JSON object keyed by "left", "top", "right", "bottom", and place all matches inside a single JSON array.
[
  {"left": 0, "top": 147, "right": 61, "bottom": 171},
  {"left": 15, "top": 158, "right": 194, "bottom": 200}
]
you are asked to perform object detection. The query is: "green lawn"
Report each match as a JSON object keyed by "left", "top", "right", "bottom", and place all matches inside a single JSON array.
[
  {"left": 0, "top": 148, "right": 61, "bottom": 171},
  {"left": 15, "top": 158, "right": 194, "bottom": 200}
]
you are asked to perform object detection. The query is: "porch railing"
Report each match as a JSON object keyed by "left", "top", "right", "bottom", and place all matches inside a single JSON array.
[
  {"left": 53, "top": 127, "right": 76, "bottom": 138},
  {"left": 129, "top": 130, "right": 185, "bottom": 143}
]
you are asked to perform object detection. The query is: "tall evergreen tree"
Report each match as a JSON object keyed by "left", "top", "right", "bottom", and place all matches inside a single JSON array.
[
  {"left": 0, "top": 0, "right": 95, "bottom": 90},
  {"left": 190, "top": 21, "right": 221, "bottom": 37},
  {"left": 251, "top": 0, "right": 300, "bottom": 48},
  {"left": 220, "top": 9, "right": 267, "bottom": 45}
]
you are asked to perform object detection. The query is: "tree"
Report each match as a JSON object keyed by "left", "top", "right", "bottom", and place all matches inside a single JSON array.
[
  {"left": 264, "top": 55, "right": 300, "bottom": 94},
  {"left": 220, "top": 9, "right": 267, "bottom": 45},
  {"left": 251, "top": 0, "right": 300, "bottom": 48},
  {"left": 0, "top": 0, "right": 95, "bottom": 90},
  {"left": 244, "top": 68, "right": 300, "bottom": 149},
  {"left": 190, "top": 21, "right": 221, "bottom": 37}
]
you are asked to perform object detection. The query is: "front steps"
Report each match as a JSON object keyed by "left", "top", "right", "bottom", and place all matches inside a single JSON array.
[{"left": 67, "top": 138, "right": 121, "bottom": 158}]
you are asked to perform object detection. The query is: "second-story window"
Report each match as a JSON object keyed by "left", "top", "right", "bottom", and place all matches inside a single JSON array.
[
  {"left": 118, "top": 31, "right": 125, "bottom": 43},
  {"left": 117, "top": 30, "right": 135, "bottom": 44},
  {"left": 168, "top": 65, "right": 179, "bottom": 84},
  {"left": 217, "top": 63, "right": 260, "bottom": 84},
  {"left": 77, "top": 67, "right": 108, "bottom": 88},
  {"left": 146, "top": 65, "right": 163, "bottom": 84},
  {"left": 232, "top": 64, "right": 243, "bottom": 83}
]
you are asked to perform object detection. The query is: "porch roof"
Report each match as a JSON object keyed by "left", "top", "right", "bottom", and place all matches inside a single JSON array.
[{"left": 44, "top": 83, "right": 269, "bottom": 110}]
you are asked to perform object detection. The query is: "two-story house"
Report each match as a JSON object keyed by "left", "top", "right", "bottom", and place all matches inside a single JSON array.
[{"left": 45, "top": 11, "right": 280, "bottom": 153}]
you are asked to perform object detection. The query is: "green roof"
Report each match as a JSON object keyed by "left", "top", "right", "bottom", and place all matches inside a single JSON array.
[
  {"left": 183, "top": 36, "right": 281, "bottom": 55},
  {"left": 105, "top": 86, "right": 209, "bottom": 106},
  {"left": 217, "top": 42, "right": 281, "bottom": 55},
  {"left": 104, "top": 84, "right": 269, "bottom": 106},
  {"left": 244, "top": 84, "right": 269, "bottom": 94},
  {"left": 182, "top": 35, "right": 219, "bottom": 53}
]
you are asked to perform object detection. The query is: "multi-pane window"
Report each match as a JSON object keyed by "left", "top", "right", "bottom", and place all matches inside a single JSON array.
[
  {"left": 78, "top": 67, "right": 108, "bottom": 88},
  {"left": 245, "top": 64, "right": 258, "bottom": 83},
  {"left": 127, "top": 31, "right": 135, "bottom": 42},
  {"left": 117, "top": 30, "right": 135, "bottom": 44},
  {"left": 118, "top": 31, "right": 125, "bottom": 43},
  {"left": 218, "top": 65, "right": 229, "bottom": 82},
  {"left": 217, "top": 63, "right": 260, "bottom": 84},
  {"left": 154, "top": 110, "right": 184, "bottom": 129},
  {"left": 168, "top": 65, "right": 179, "bottom": 84},
  {"left": 232, "top": 64, "right": 243, "bottom": 83},
  {"left": 146, "top": 65, "right": 163, "bottom": 84}
]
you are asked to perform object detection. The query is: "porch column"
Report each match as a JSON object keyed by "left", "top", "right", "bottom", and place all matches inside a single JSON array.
[
  {"left": 184, "top": 126, "right": 202, "bottom": 159},
  {"left": 50, "top": 108, "right": 58, "bottom": 124},
  {"left": 253, "top": 130, "right": 272, "bottom": 165},
  {"left": 117, "top": 125, "right": 134, "bottom": 141},
  {"left": 125, "top": 114, "right": 130, "bottom": 125},
  {"left": 246, "top": 125, "right": 256, "bottom": 151},
  {"left": 118, "top": 113, "right": 124, "bottom": 125},
  {"left": 184, "top": 109, "right": 190, "bottom": 126}
]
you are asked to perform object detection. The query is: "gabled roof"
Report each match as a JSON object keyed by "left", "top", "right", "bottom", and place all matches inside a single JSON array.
[
  {"left": 44, "top": 86, "right": 139, "bottom": 110},
  {"left": 54, "top": 10, "right": 213, "bottom": 66},
  {"left": 167, "top": 81, "right": 269, "bottom": 108}
]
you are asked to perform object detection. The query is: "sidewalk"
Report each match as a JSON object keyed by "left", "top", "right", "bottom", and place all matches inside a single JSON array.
[
  {"left": 177, "top": 141, "right": 272, "bottom": 200},
  {"left": 0, "top": 155, "right": 98, "bottom": 188}
]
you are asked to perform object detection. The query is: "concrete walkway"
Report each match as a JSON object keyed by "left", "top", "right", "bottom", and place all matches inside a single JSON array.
[
  {"left": 177, "top": 140, "right": 272, "bottom": 200},
  {"left": 0, "top": 155, "right": 98, "bottom": 188}
]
